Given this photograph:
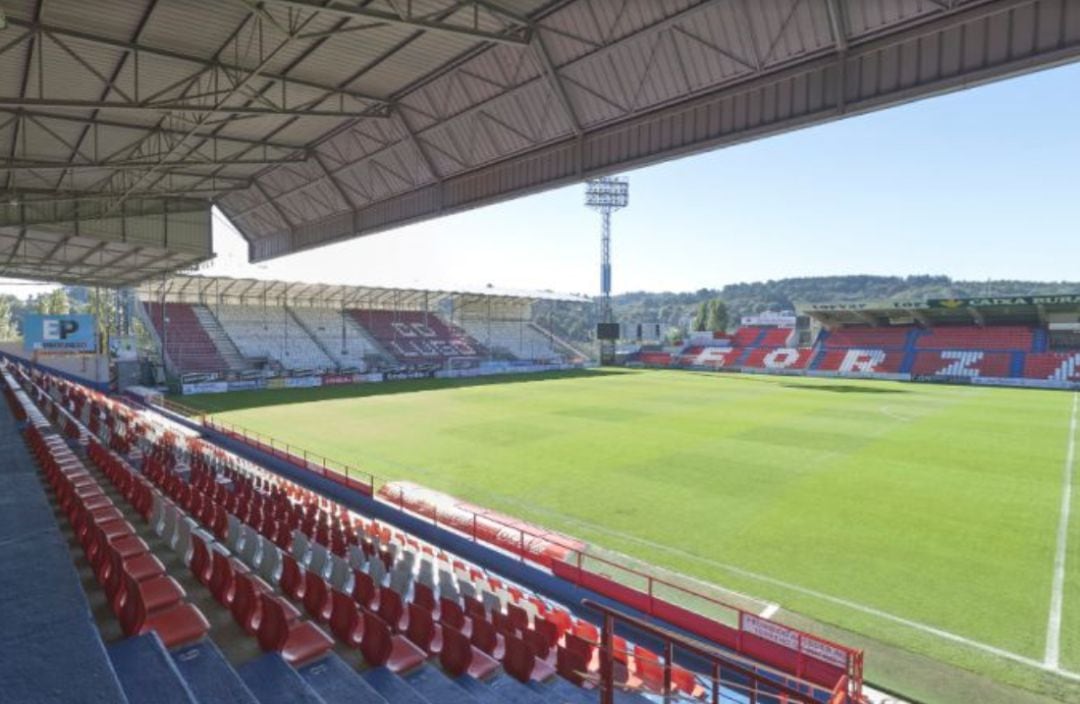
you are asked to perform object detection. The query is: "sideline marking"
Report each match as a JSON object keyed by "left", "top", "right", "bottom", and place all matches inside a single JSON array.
[
  {"left": 272, "top": 381, "right": 1080, "bottom": 680},
  {"left": 1045, "top": 392, "right": 1080, "bottom": 668},
  {"left": 488, "top": 488, "right": 1080, "bottom": 682}
]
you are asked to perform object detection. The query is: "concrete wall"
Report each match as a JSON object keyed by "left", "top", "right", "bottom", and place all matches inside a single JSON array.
[{"left": 0, "top": 342, "right": 111, "bottom": 388}]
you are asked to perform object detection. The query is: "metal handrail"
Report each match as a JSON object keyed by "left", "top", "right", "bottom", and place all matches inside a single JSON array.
[
  {"left": 186, "top": 407, "right": 862, "bottom": 695},
  {"left": 582, "top": 598, "right": 834, "bottom": 704}
]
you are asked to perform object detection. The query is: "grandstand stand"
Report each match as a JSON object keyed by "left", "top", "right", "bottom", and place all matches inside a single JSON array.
[
  {"left": 144, "top": 302, "right": 228, "bottom": 375},
  {"left": 192, "top": 305, "right": 250, "bottom": 372},
  {"left": 759, "top": 328, "right": 793, "bottom": 347},
  {"left": 213, "top": 306, "right": 335, "bottom": 371},
  {"left": 677, "top": 347, "right": 740, "bottom": 368},
  {"left": 815, "top": 349, "right": 906, "bottom": 374},
  {"left": 1023, "top": 353, "right": 1080, "bottom": 381},
  {"left": 460, "top": 319, "right": 563, "bottom": 361},
  {"left": 915, "top": 325, "right": 1035, "bottom": 351},
  {"left": 911, "top": 351, "right": 1012, "bottom": 378},
  {"left": 730, "top": 326, "right": 766, "bottom": 347},
  {"left": 822, "top": 326, "right": 912, "bottom": 349},
  {"left": 742, "top": 347, "right": 813, "bottom": 371},
  {"left": 349, "top": 310, "right": 485, "bottom": 365},
  {"left": 288, "top": 307, "right": 389, "bottom": 368}
]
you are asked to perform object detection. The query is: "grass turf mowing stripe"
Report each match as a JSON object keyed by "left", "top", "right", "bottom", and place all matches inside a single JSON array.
[
  {"left": 180, "top": 370, "right": 1080, "bottom": 701},
  {"left": 1045, "top": 393, "right": 1080, "bottom": 668}
]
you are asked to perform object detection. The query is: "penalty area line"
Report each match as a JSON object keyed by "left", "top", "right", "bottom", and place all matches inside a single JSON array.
[{"left": 1045, "top": 391, "right": 1080, "bottom": 669}]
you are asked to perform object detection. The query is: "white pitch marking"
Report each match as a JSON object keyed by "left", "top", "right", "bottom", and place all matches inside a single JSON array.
[
  {"left": 879, "top": 405, "right": 913, "bottom": 422},
  {"left": 759, "top": 603, "right": 780, "bottom": 619},
  {"left": 499, "top": 490, "right": 1080, "bottom": 682},
  {"left": 1045, "top": 392, "right": 1079, "bottom": 668}
]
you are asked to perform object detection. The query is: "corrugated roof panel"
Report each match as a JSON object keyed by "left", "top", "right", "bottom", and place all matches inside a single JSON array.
[
  {"left": 284, "top": 24, "right": 416, "bottom": 90},
  {"left": 0, "top": 40, "right": 30, "bottom": 100},
  {"left": 28, "top": 34, "right": 122, "bottom": 103},
  {"left": 350, "top": 33, "right": 479, "bottom": 96},
  {"left": 136, "top": 0, "right": 251, "bottom": 57},
  {"left": 39, "top": 0, "right": 145, "bottom": 43},
  {"left": 845, "top": 0, "right": 942, "bottom": 38},
  {"left": 560, "top": 55, "right": 630, "bottom": 127}
]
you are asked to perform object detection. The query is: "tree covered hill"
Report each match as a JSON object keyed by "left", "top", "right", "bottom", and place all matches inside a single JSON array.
[{"left": 535, "top": 275, "right": 1080, "bottom": 342}]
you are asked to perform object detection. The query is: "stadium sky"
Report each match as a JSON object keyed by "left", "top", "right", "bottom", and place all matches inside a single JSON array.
[{"left": 5, "top": 61, "right": 1080, "bottom": 298}]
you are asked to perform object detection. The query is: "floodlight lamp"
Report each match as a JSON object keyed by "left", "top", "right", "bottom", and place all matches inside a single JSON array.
[{"left": 584, "top": 177, "right": 629, "bottom": 211}]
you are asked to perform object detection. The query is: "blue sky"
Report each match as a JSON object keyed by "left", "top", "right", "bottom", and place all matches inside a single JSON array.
[{"left": 6, "top": 61, "right": 1080, "bottom": 298}]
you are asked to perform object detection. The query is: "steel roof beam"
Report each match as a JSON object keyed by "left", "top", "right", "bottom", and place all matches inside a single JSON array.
[
  {"left": 4, "top": 17, "right": 390, "bottom": 108},
  {"left": 258, "top": 0, "right": 532, "bottom": 46},
  {"left": 0, "top": 156, "right": 307, "bottom": 171},
  {"left": 532, "top": 32, "right": 581, "bottom": 136},
  {"left": 7, "top": 184, "right": 248, "bottom": 202},
  {"left": 0, "top": 96, "right": 384, "bottom": 118},
  {"left": 0, "top": 108, "right": 303, "bottom": 151}
]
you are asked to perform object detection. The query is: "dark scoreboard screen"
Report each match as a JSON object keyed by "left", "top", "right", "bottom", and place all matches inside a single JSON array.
[{"left": 596, "top": 323, "right": 620, "bottom": 340}]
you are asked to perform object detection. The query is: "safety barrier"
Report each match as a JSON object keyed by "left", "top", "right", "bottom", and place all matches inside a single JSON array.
[{"left": 184, "top": 408, "right": 863, "bottom": 699}]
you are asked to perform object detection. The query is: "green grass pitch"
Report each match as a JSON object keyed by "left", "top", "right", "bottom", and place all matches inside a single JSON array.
[{"left": 181, "top": 369, "right": 1080, "bottom": 703}]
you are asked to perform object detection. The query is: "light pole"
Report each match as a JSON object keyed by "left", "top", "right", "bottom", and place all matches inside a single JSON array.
[{"left": 585, "top": 176, "right": 628, "bottom": 363}]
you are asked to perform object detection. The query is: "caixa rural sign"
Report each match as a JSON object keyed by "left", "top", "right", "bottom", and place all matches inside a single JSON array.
[{"left": 23, "top": 315, "right": 98, "bottom": 353}]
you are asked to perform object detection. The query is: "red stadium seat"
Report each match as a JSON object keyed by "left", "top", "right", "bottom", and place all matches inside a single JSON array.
[
  {"left": 328, "top": 590, "right": 365, "bottom": 647},
  {"left": 303, "top": 572, "right": 333, "bottom": 623},
  {"left": 189, "top": 534, "right": 214, "bottom": 587},
  {"left": 404, "top": 602, "right": 441, "bottom": 654},
  {"left": 231, "top": 573, "right": 271, "bottom": 635},
  {"left": 360, "top": 611, "right": 426, "bottom": 673},
  {"left": 351, "top": 569, "right": 376, "bottom": 608},
  {"left": 440, "top": 626, "right": 499, "bottom": 679},
  {"left": 257, "top": 594, "right": 333, "bottom": 666},
  {"left": 377, "top": 588, "right": 405, "bottom": 632},
  {"left": 280, "top": 554, "right": 306, "bottom": 601}
]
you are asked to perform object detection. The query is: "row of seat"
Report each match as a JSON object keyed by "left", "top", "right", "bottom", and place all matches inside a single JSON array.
[
  {"left": 18, "top": 360, "right": 712, "bottom": 701},
  {"left": 25, "top": 423, "right": 211, "bottom": 649},
  {"left": 135, "top": 397, "right": 706, "bottom": 696},
  {"left": 144, "top": 302, "right": 230, "bottom": 373}
]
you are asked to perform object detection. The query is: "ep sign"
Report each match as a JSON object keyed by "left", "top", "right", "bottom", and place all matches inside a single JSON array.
[{"left": 24, "top": 314, "right": 98, "bottom": 353}]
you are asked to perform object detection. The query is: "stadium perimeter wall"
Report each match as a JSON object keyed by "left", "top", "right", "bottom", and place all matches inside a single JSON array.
[
  {"left": 179, "top": 361, "right": 585, "bottom": 395},
  {"left": 0, "top": 343, "right": 110, "bottom": 391},
  {"left": 650, "top": 362, "right": 1080, "bottom": 392}
]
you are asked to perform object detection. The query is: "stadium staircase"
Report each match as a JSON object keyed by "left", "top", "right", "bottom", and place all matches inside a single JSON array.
[
  {"left": 285, "top": 308, "right": 341, "bottom": 369},
  {"left": 528, "top": 322, "right": 591, "bottom": 361},
  {"left": 193, "top": 306, "right": 251, "bottom": 373},
  {"left": 0, "top": 371, "right": 129, "bottom": 703},
  {"left": 9, "top": 359, "right": 820, "bottom": 704}
]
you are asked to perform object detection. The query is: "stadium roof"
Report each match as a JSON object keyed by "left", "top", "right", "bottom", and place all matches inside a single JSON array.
[
  {"left": 802, "top": 294, "right": 1080, "bottom": 326},
  {"left": 134, "top": 273, "right": 589, "bottom": 308},
  {"left": 3, "top": 1, "right": 1080, "bottom": 286}
]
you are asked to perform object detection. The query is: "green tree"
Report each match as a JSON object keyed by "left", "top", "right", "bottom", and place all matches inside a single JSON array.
[
  {"left": 84, "top": 287, "right": 119, "bottom": 339},
  {"left": 706, "top": 298, "right": 728, "bottom": 332},
  {"left": 0, "top": 295, "right": 18, "bottom": 340},
  {"left": 37, "top": 288, "right": 71, "bottom": 315},
  {"left": 692, "top": 300, "right": 709, "bottom": 331}
]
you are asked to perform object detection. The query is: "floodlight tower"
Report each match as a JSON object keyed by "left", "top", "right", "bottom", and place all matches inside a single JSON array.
[{"left": 585, "top": 177, "right": 628, "bottom": 363}]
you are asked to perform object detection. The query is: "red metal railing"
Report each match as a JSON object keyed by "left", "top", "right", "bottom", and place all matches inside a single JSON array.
[
  {"left": 584, "top": 598, "right": 833, "bottom": 704},
  {"left": 181, "top": 408, "right": 863, "bottom": 699}
]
